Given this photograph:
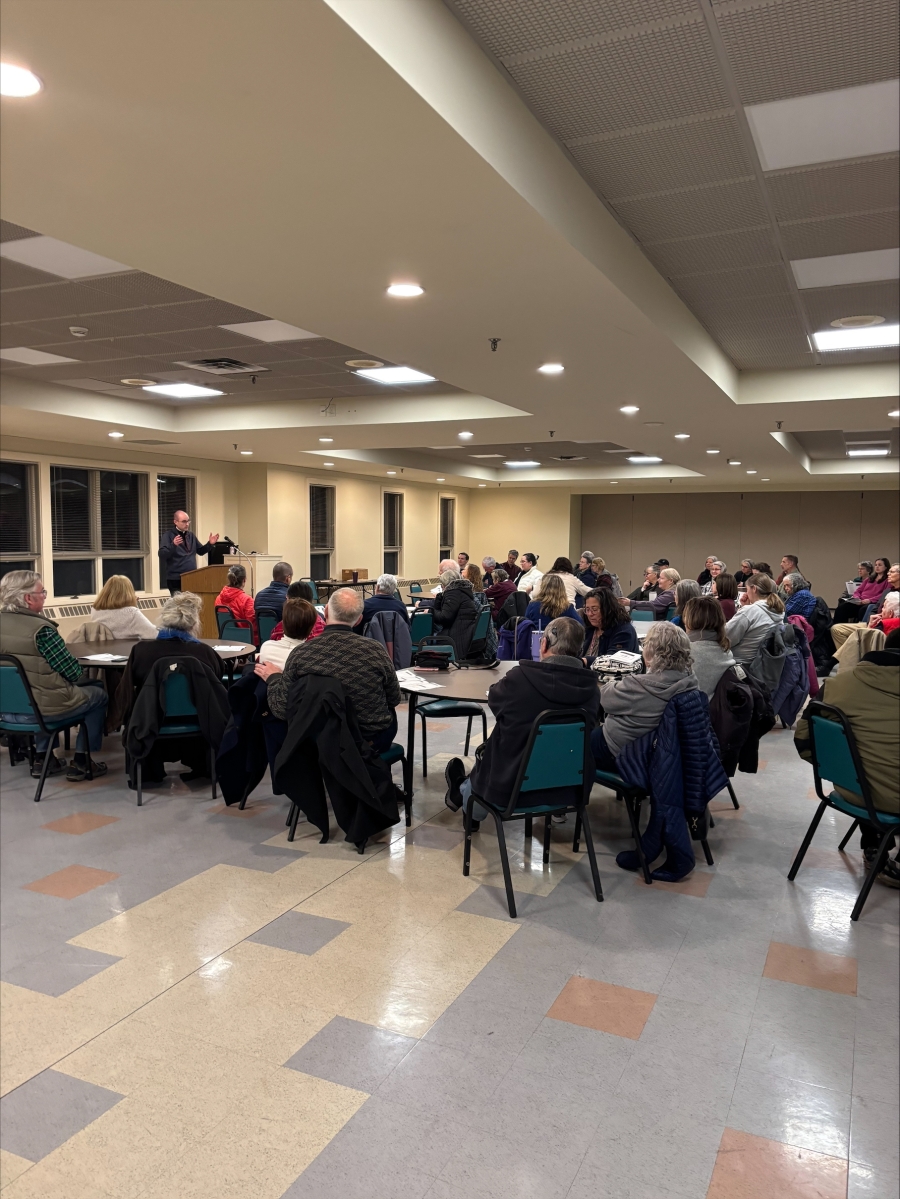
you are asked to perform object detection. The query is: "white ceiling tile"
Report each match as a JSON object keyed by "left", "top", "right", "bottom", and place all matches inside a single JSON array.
[
  {"left": 0, "top": 346, "right": 79, "bottom": 365},
  {"left": 791, "top": 247, "right": 900, "bottom": 289},
  {"left": 745, "top": 79, "right": 900, "bottom": 171},
  {"left": 0, "top": 235, "right": 132, "bottom": 279},
  {"left": 219, "top": 319, "right": 322, "bottom": 342}
]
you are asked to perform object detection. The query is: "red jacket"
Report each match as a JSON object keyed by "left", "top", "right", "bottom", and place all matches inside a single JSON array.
[
  {"left": 214, "top": 586, "right": 258, "bottom": 639},
  {"left": 270, "top": 613, "right": 325, "bottom": 641}
]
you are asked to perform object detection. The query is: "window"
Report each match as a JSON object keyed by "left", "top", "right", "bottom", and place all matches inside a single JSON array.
[
  {"left": 310, "top": 485, "right": 335, "bottom": 580},
  {"left": 439, "top": 496, "right": 455, "bottom": 561},
  {"left": 156, "top": 475, "right": 195, "bottom": 586},
  {"left": 50, "top": 465, "right": 148, "bottom": 597},
  {"left": 384, "top": 492, "right": 403, "bottom": 575},
  {"left": 0, "top": 461, "right": 39, "bottom": 577}
]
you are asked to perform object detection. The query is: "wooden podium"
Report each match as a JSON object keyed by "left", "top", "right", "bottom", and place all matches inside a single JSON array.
[{"left": 179, "top": 565, "right": 230, "bottom": 638}]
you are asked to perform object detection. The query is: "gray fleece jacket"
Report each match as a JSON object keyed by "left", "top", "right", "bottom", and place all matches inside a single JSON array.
[
  {"left": 599, "top": 669, "right": 698, "bottom": 757},
  {"left": 724, "top": 600, "right": 784, "bottom": 665},
  {"left": 688, "top": 630, "right": 736, "bottom": 697}
]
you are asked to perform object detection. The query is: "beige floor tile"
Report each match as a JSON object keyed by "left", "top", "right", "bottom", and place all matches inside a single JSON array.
[
  {"left": 40, "top": 811, "right": 121, "bottom": 835},
  {"left": 707, "top": 1127, "right": 848, "bottom": 1198},
  {"left": 22, "top": 864, "right": 119, "bottom": 899},
  {"left": 547, "top": 976, "right": 657, "bottom": 1040},
  {"left": 763, "top": 941, "right": 858, "bottom": 995},
  {"left": 0, "top": 983, "right": 93, "bottom": 1097},
  {"left": 634, "top": 869, "right": 716, "bottom": 897},
  {"left": 0, "top": 1149, "right": 33, "bottom": 1188},
  {"left": 0, "top": 1160, "right": 116, "bottom": 1199}
]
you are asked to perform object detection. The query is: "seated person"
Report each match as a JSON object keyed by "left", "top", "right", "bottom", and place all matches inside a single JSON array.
[
  {"left": 587, "top": 556, "right": 616, "bottom": 593},
  {"left": 254, "top": 561, "right": 293, "bottom": 614},
  {"left": 525, "top": 573, "right": 579, "bottom": 630},
  {"left": 502, "top": 549, "right": 522, "bottom": 584},
  {"left": 516, "top": 553, "right": 543, "bottom": 595},
  {"left": 592, "top": 622, "right": 698, "bottom": 772},
  {"left": 443, "top": 617, "right": 600, "bottom": 823},
  {"left": 734, "top": 559, "right": 754, "bottom": 586},
  {"left": 464, "top": 562, "right": 488, "bottom": 607},
  {"left": 670, "top": 578, "right": 701, "bottom": 627},
  {"left": 257, "top": 599, "right": 319, "bottom": 669},
  {"left": 829, "top": 563, "right": 900, "bottom": 657},
  {"left": 581, "top": 587, "right": 637, "bottom": 663},
  {"left": 256, "top": 587, "right": 401, "bottom": 752},
  {"left": 214, "top": 563, "right": 258, "bottom": 640},
  {"left": 0, "top": 569, "right": 108, "bottom": 781},
  {"left": 700, "top": 560, "right": 725, "bottom": 595},
  {"left": 536, "top": 558, "right": 593, "bottom": 605},
  {"left": 782, "top": 572, "right": 818, "bottom": 621},
  {"left": 683, "top": 595, "right": 736, "bottom": 697},
  {"left": 628, "top": 564, "right": 660, "bottom": 601},
  {"left": 632, "top": 567, "right": 680, "bottom": 617},
  {"left": 725, "top": 574, "right": 785, "bottom": 664},
  {"left": 481, "top": 556, "right": 497, "bottom": 587},
  {"left": 697, "top": 556, "right": 717, "bottom": 587},
  {"left": 576, "top": 551, "right": 599, "bottom": 590},
  {"left": 269, "top": 580, "right": 326, "bottom": 640},
  {"left": 484, "top": 567, "right": 516, "bottom": 623},
  {"left": 359, "top": 573, "right": 410, "bottom": 630},
  {"left": 794, "top": 626, "right": 900, "bottom": 888},
  {"left": 414, "top": 561, "right": 459, "bottom": 610},
  {"left": 775, "top": 554, "right": 800, "bottom": 587},
  {"left": 432, "top": 568, "right": 479, "bottom": 658},
  {"left": 833, "top": 557, "right": 892, "bottom": 624},
  {"left": 91, "top": 574, "right": 158, "bottom": 638},
  {"left": 712, "top": 572, "right": 738, "bottom": 621}
]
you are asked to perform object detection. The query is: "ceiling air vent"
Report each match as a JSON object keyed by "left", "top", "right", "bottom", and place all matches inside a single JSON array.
[
  {"left": 125, "top": 439, "right": 179, "bottom": 445},
  {"left": 551, "top": 455, "right": 587, "bottom": 461},
  {"left": 173, "top": 358, "right": 269, "bottom": 376}
]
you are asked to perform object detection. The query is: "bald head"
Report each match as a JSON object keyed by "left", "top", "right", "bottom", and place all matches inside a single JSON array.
[{"left": 173, "top": 511, "right": 190, "bottom": 530}]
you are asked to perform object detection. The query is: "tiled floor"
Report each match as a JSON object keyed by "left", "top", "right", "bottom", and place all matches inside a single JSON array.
[{"left": 0, "top": 708, "right": 897, "bottom": 1198}]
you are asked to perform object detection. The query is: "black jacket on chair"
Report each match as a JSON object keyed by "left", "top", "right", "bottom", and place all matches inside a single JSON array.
[
  {"left": 216, "top": 670, "right": 287, "bottom": 806},
  {"left": 273, "top": 674, "right": 401, "bottom": 844},
  {"left": 709, "top": 665, "right": 774, "bottom": 775}
]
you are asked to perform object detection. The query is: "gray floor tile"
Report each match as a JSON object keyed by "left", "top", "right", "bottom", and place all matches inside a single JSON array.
[
  {"left": 727, "top": 1064, "right": 851, "bottom": 1157},
  {"left": 515, "top": 1016, "right": 634, "bottom": 1087},
  {"left": 0, "top": 1068, "right": 122, "bottom": 1162},
  {"left": 224, "top": 843, "right": 307, "bottom": 872},
  {"left": 247, "top": 911, "right": 349, "bottom": 955},
  {"left": 1, "top": 942, "right": 121, "bottom": 997},
  {"left": 740, "top": 1021, "right": 854, "bottom": 1092},
  {"left": 453, "top": 884, "right": 547, "bottom": 921},
  {"left": 405, "top": 825, "right": 465, "bottom": 850},
  {"left": 850, "top": 1095, "right": 900, "bottom": 1174},
  {"left": 848, "top": 1161, "right": 900, "bottom": 1199},
  {"left": 376, "top": 1039, "right": 516, "bottom": 1114},
  {"left": 434, "top": 1124, "right": 585, "bottom": 1199},
  {"left": 283, "top": 1016, "right": 416, "bottom": 1092}
]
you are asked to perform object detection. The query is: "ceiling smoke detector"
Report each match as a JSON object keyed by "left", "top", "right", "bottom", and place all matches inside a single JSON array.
[
  {"left": 830, "top": 315, "right": 886, "bottom": 329},
  {"left": 120, "top": 378, "right": 157, "bottom": 386},
  {"left": 345, "top": 359, "right": 384, "bottom": 369},
  {"left": 69, "top": 326, "right": 89, "bottom": 338},
  {"left": 173, "top": 358, "right": 268, "bottom": 376}
]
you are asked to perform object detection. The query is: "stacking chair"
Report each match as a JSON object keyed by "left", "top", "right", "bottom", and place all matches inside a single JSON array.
[
  {"left": 412, "top": 640, "right": 487, "bottom": 775},
  {"left": 256, "top": 608, "right": 281, "bottom": 643},
  {"left": 788, "top": 701, "right": 899, "bottom": 921},
  {"left": 408, "top": 582, "right": 424, "bottom": 603},
  {"left": 592, "top": 767, "right": 653, "bottom": 884},
  {"left": 409, "top": 610, "right": 433, "bottom": 646},
  {"left": 380, "top": 743, "right": 413, "bottom": 825},
  {"left": 462, "top": 708, "right": 602, "bottom": 918},
  {"left": 0, "top": 654, "right": 94, "bottom": 802},
  {"left": 467, "top": 607, "right": 492, "bottom": 659},
  {"left": 298, "top": 577, "right": 319, "bottom": 603},
  {"left": 132, "top": 671, "right": 217, "bottom": 807},
  {"left": 631, "top": 609, "right": 654, "bottom": 623},
  {"left": 215, "top": 605, "right": 254, "bottom": 645}
]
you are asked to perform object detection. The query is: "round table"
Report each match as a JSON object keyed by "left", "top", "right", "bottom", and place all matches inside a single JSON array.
[{"left": 68, "top": 637, "right": 255, "bottom": 683}]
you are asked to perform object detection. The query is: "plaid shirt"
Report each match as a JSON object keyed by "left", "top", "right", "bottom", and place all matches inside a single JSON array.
[{"left": 35, "top": 625, "right": 84, "bottom": 683}]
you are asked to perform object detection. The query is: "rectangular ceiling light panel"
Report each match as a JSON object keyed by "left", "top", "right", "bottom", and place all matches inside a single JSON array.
[
  {"left": 219, "top": 320, "right": 322, "bottom": 342},
  {"left": 745, "top": 79, "right": 900, "bottom": 171},
  {"left": 0, "top": 346, "right": 79, "bottom": 365},
  {"left": 811, "top": 324, "right": 899, "bottom": 351},
  {"left": 792, "top": 248, "right": 900, "bottom": 289},
  {"left": 0, "top": 236, "right": 132, "bottom": 278},
  {"left": 354, "top": 366, "right": 435, "bottom": 384}
]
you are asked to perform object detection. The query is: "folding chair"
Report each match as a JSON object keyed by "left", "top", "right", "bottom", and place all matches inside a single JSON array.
[
  {"left": 380, "top": 743, "right": 413, "bottom": 825},
  {"left": 215, "top": 605, "right": 254, "bottom": 645},
  {"left": 592, "top": 767, "right": 653, "bottom": 884},
  {"left": 788, "top": 701, "right": 899, "bottom": 921},
  {"left": 631, "top": 610, "right": 654, "bottom": 623},
  {"left": 256, "top": 608, "right": 281, "bottom": 643},
  {"left": 131, "top": 670, "right": 217, "bottom": 807},
  {"left": 0, "top": 654, "right": 94, "bottom": 802},
  {"left": 463, "top": 708, "right": 602, "bottom": 918},
  {"left": 408, "top": 582, "right": 424, "bottom": 603},
  {"left": 409, "top": 610, "right": 433, "bottom": 646},
  {"left": 413, "top": 640, "right": 487, "bottom": 775}
]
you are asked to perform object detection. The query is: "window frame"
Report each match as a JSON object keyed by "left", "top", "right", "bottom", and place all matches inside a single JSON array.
[
  {"left": 439, "top": 495, "right": 456, "bottom": 561},
  {"left": 383, "top": 490, "right": 404, "bottom": 577},
  {"left": 309, "top": 483, "right": 336, "bottom": 579},
  {"left": 0, "top": 460, "right": 40, "bottom": 577}
]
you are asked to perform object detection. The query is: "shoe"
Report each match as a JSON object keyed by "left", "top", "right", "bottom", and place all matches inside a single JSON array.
[
  {"left": 876, "top": 856, "right": 900, "bottom": 889},
  {"left": 444, "top": 757, "right": 466, "bottom": 812},
  {"left": 31, "top": 754, "right": 65, "bottom": 779},
  {"left": 551, "top": 813, "right": 567, "bottom": 824},
  {"left": 66, "top": 759, "right": 108, "bottom": 782}
]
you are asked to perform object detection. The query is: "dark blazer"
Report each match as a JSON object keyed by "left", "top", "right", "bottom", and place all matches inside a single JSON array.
[
  {"left": 581, "top": 620, "right": 639, "bottom": 663},
  {"left": 158, "top": 528, "right": 213, "bottom": 580}
]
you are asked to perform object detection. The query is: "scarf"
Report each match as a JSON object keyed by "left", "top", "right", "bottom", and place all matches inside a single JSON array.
[{"left": 157, "top": 627, "right": 199, "bottom": 643}]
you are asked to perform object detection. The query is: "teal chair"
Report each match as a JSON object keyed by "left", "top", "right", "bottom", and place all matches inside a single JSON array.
[
  {"left": 215, "top": 606, "right": 254, "bottom": 645},
  {"left": 631, "top": 610, "right": 654, "bottom": 623},
  {"left": 412, "top": 639, "right": 487, "bottom": 775},
  {"left": 409, "top": 610, "right": 433, "bottom": 646},
  {"left": 467, "top": 607, "right": 492, "bottom": 658},
  {"left": 256, "top": 609, "right": 280, "bottom": 643},
  {"left": 380, "top": 743, "right": 413, "bottom": 826},
  {"left": 408, "top": 582, "right": 424, "bottom": 603},
  {"left": 298, "top": 577, "right": 319, "bottom": 603},
  {"left": 132, "top": 671, "right": 217, "bottom": 807},
  {"left": 788, "top": 702, "right": 900, "bottom": 921},
  {"left": 0, "top": 654, "right": 95, "bottom": 802},
  {"left": 462, "top": 709, "right": 602, "bottom": 917},
  {"left": 666, "top": 606, "right": 678, "bottom": 621},
  {"left": 592, "top": 767, "right": 653, "bottom": 884}
]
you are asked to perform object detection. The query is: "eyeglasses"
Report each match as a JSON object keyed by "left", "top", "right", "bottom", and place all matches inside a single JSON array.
[{"left": 29, "top": 589, "right": 47, "bottom": 598}]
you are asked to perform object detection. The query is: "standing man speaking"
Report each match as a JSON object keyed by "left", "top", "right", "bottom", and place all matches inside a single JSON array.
[{"left": 158, "top": 510, "right": 220, "bottom": 595}]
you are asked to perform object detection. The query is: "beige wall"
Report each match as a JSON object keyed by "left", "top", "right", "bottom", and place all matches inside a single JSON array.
[
  {"left": 580, "top": 491, "right": 900, "bottom": 601},
  {"left": 467, "top": 488, "right": 579, "bottom": 573}
]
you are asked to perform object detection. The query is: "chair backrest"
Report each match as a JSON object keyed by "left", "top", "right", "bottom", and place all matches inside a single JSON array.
[
  {"left": 666, "top": 606, "right": 677, "bottom": 621},
  {"left": 409, "top": 582, "right": 423, "bottom": 595},
  {"left": 632, "top": 609, "right": 654, "bottom": 622},
  {"left": 505, "top": 709, "right": 591, "bottom": 815},
  {"left": 164, "top": 669, "right": 199, "bottom": 718},
  {"left": 215, "top": 605, "right": 234, "bottom": 636},
  {"left": 298, "top": 577, "right": 319, "bottom": 603},
  {"left": 469, "top": 606, "right": 491, "bottom": 650},
  {"left": 806, "top": 701, "right": 882, "bottom": 821},
  {"left": 256, "top": 609, "right": 280, "bottom": 643},
  {"left": 0, "top": 656, "right": 39, "bottom": 721},
  {"left": 218, "top": 621, "right": 254, "bottom": 645},
  {"left": 409, "top": 611, "right": 433, "bottom": 644}
]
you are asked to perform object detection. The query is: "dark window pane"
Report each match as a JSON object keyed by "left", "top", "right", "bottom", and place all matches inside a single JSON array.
[
  {"left": 310, "top": 487, "right": 335, "bottom": 552},
  {"left": 51, "top": 466, "right": 92, "bottom": 551},
  {"left": 383, "top": 551, "right": 399, "bottom": 575},
  {"left": 102, "top": 557, "right": 144, "bottom": 589},
  {"left": 157, "top": 475, "right": 194, "bottom": 586},
  {"left": 440, "top": 497, "right": 455, "bottom": 551},
  {"left": 0, "top": 462, "right": 34, "bottom": 554},
  {"left": 53, "top": 558, "right": 94, "bottom": 596},
  {"left": 384, "top": 493, "right": 403, "bottom": 549},
  {"left": 310, "top": 552, "right": 331, "bottom": 580},
  {"left": 100, "top": 472, "right": 142, "bottom": 551},
  {"left": 0, "top": 560, "right": 35, "bottom": 579}
]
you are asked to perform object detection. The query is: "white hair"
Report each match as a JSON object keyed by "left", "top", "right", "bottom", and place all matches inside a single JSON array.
[
  {"left": 327, "top": 587, "right": 364, "bottom": 624},
  {"left": 159, "top": 592, "right": 203, "bottom": 636},
  {"left": 438, "top": 560, "right": 458, "bottom": 575},
  {"left": 643, "top": 622, "right": 693, "bottom": 673},
  {"left": 376, "top": 573, "right": 398, "bottom": 595},
  {"left": 0, "top": 570, "right": 42, "bottom": 611},
  {"left": 482, "top": 556, "right": 497, "bottom": 570},
  {"left": 440, "top": 568, "right": 460, "bottom": 587}
]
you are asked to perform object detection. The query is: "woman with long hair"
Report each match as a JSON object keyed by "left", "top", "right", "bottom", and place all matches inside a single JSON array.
[
  {"left": 525, "top": 573, "right": 579, "bottom": 629},
  {"left": 537, "top": 556, "right": 594, "bottom": 606},
  {"left": 581, "top": 587, "right": 638, "bottom": 662},
  {"left": 724, "top": 573, "right": 785, "bottom": 664},
  {"left": 712, "top": 572, "right": 738, "bottom": 621},
  {"left": 670, "top": 578, "right": 701, "bottom": 627},
  {"left": 683, "top": 595, "right": 736, "bottom": 697}
]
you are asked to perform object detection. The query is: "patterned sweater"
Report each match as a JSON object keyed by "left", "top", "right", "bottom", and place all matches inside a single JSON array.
[{"left": 266, "top": 624, "right": 401, "bottom": 735}]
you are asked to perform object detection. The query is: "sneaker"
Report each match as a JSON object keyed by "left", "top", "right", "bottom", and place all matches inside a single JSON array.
[
  {"left": 31, "top": 754, "right": 65, "bottom": 779},
  {"left": 876, "top": 856, "right": 900, "bottom": 889},
  {"left": 551, "top": 813, "right": 567, "bottom": 824},
  {"left": 444, "top": 757, "right": 466, "bottom": 813},
  {"left": 66, "top": 759, "right": 108, "bottom": 782}
]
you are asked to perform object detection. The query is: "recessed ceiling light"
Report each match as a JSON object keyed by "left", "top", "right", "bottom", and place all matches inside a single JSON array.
[
  {"left": 761, "top": 478, "right": 770, "bottom": 481},
  {"left": 387, "top": 283, "right": 424, "bottom": 297},
  {"left": 0, "top": 63, "right": 42, "bottom": 97},
  {"left": 240, "top": 450, "right": 253, "bottom": 455},
  {"left": 830, "top": 315, "right": 885, "bottom": 329},
  {"left": 345, "top": 359, "right": 384, "bottom": 369},
  {"left": 0, "top": 236, "right": 130, "bottom": 278},
  {"left": 620, "top": 405, "right": 640, "bottom": 414},
  {"left": 627, "top": 455, "right": 663, "bottom": 465},
  {"left": 219, "top": 320, "right": 320, "bottom": 342},
  {"left": 120, "top": 377, "right": 157, "bottom": 386},
  {"left": 319, "top": 437, "right": 334, "bottom": 443},
  {"left": 847, "top": 448, "right": 890, "bottom": 458},
  {"left": 458, "top": 431, "right": 474, "bottom": 439},
  {"left": 0, "top": 346, "right": 78, "bottom": 366},
  {"left": 108, "top": 431, "right": 125, "bottom": 439},
  {"left": 746, "top": 469, "right": 757, "bottom": 474},
  {"left": 706, "top": 448, "right": 720, "bottom": 454},
  {"left": 354, "top": 366, "right": 435, "bottom": 384},
  {"left": 538, "top": 363, "right": 564, "bottom": 374},
  {"left": 812, "top": 325, "right": 899, "bottom": 351},
  {"left": 728, "top": 459, "right": 741, "bottom": 465},
  {"left": 504, "top": 460, "right": 541, "bottom": 468},
  {"left": 792, "top": 247, "right": 900, "bottom": 290},
  {"left": 610, "top": 480, "right": 619, "bottom": 484},
  {"left": 478, "top": 483, "right": 487, "bottom": 487},
  {"left": 436, "top": 477, "right": 445, "bottom": 482},
  {"left": 143, "top": 383, "right": 223, "bottom": 399},
  {"left": 323, "top": 462, "right": 335, "bottom": 467},
  {"left": 674, "top": 433, "right": 690, "bottom": 439},
  {"left": 889, "top": 409, "right": 899, "bottom": 418},
  {"left": 643, "top": 421, "right": 663, "bottom": 428}
]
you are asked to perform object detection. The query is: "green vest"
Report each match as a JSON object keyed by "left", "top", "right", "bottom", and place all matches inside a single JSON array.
[{"left": 0, "top": 608, "right": 85, "bottom": 717}]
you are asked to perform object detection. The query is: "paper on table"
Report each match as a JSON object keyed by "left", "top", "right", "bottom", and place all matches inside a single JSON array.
[
  {"left": 83, "top": 653, "right": 129, "bottom": 661},
  {"left": 213, "top": 644, "right": 252, "bottom": 652},
  {"left": 395, "top": 669, "right": 444, "bottom": 691}
]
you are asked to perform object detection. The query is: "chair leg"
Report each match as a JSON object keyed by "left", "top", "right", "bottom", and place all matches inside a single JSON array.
[
  {"left": 701, "top": 838, "right": 715, "bottom": 866},
  {"left": 480, "top": 709, "right": 487, "bottom": 752},
  {"left": 464, "top": 715, "right": 473, "bottom": 756},
  {"left": 573, "top": 812, "right": 582, "bottom": 853},
  {"left": 83, "top": 724, "right": 93, "bottom": 779},
  {"left": 578, "top": 805, "right": 604, "bottom": 903},
  {"left": 136, "top": 759, "right": 142, "bottom": 807},
  {"left": 64, "top": 727, "right": 71, "bottom": 752},
  {"left": 543, "top": 814, "right": 552, "bottom": 864},
  {"left": 492, "top": 811, "right": 517, "bottom": 918},
  {"left": 851, "top": 829, "right": 894, "bottom": 921},
  {"left": 726, "top": 780, "right": 740, "bottom": 810},
  {"left": 524, "top": 815, "right": 533, "bottom": 840},
  {"left": 788, "top": 801, "right": 828, "bottom": 880},
  {"left": 287, "top": 802, "right": 302, "bottom": 842},
  {"left": 402, "top": 753, "right": 412, "bottom": 826},
  {"left": 419, "top": 713, "right": 428, "bottom": 777},
  {"left": 622, "top": 792, "right": 652, "bottom": 884},
  {"left": 210, "top": 746, "right": 217, "bottom": 800},
  {"left": 838, "top": 819, "right": 859, "bottom": 852},
  {"left": 32, "top": 740, "right": 56, "bottom": 803},
  {"left": 462, "top": 795, "right": 474, "bottom": 876}
]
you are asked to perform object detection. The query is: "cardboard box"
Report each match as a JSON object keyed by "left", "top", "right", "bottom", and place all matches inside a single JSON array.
[{"left": 341, "top": 568, "right": 368, "bottom": 581}]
